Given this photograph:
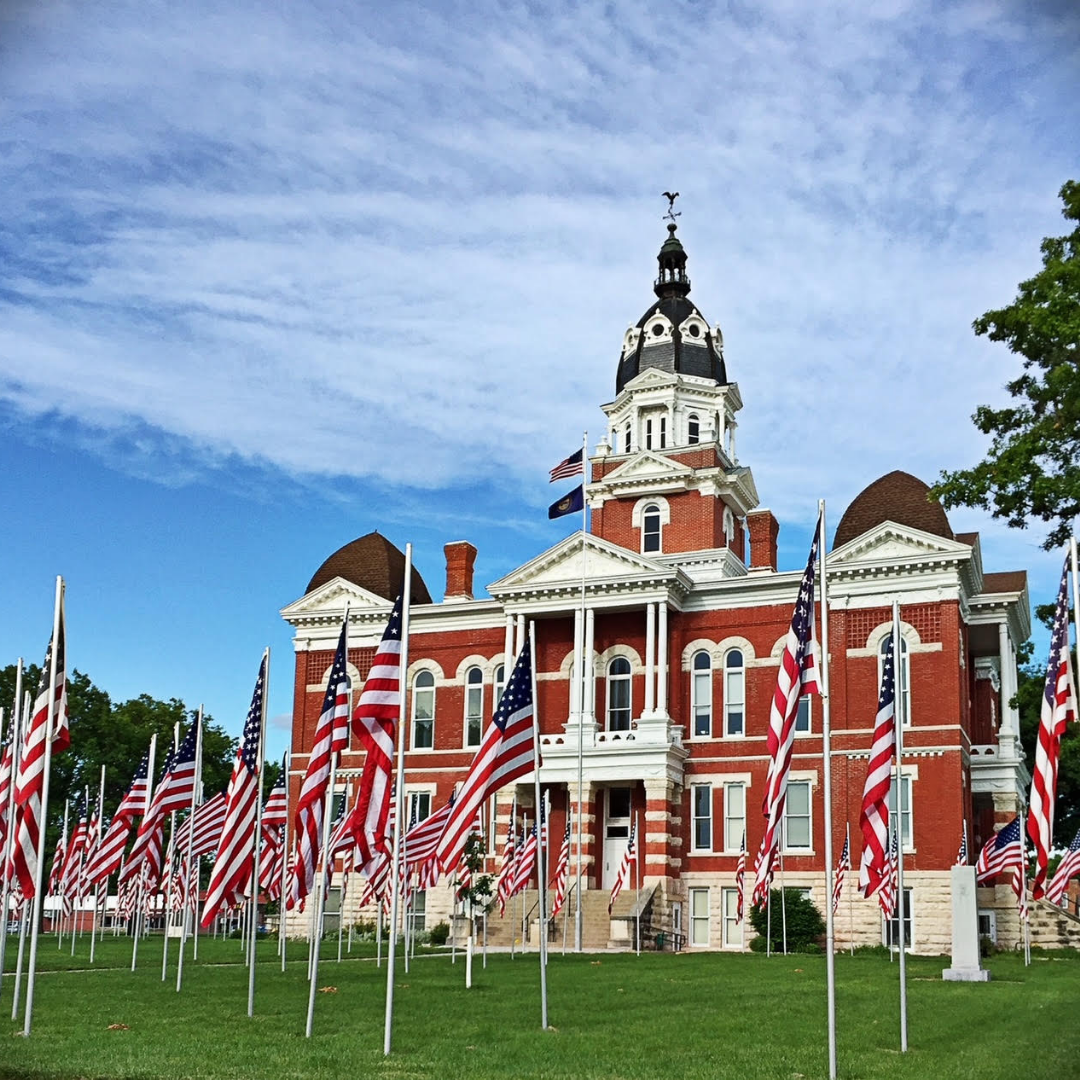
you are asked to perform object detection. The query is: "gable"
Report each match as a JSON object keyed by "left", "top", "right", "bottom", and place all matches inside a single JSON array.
[
  {"left": 280, "top": 576, "right": 394, "bottom": 621},
  {"left": 601, "top": 450, "right": 694, "bottom": 485},
  {"left": 830, "top": 521, "right": 973, "bottom": 566}
]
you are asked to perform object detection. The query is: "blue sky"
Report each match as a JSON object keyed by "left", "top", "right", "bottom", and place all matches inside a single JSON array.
[{"left": 1, "top": 0, "right": 1077, "bottom": 757}]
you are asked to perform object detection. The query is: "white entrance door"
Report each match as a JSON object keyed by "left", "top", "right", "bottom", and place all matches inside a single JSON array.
[{"left": 603, "top": 786, "right": 632, "bottom": 888}]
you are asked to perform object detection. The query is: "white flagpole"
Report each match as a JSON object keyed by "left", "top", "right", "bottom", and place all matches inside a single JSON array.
[
  {"left": 131, "top": 734, "right": 157, "bottom": 974},
  {"left": 161, "top": 721, "right": 181, "bottom": 979},
  {"left": 847, "top": 824, "right": 855, "bottom": 957},
  {"left": 23, "top": 575, "right": 64, "bottom": 1038},
  {"left": 543, "top": 788, "right": 551, "bottom": 967},
  {"left": 1071, "top": 537, "right": 1079, "bottom": 675},
  {"left": 10, "top": 904, "right": 28, "bottom": 1020},
  {"left": 562, "top": 806, "right": 571, "bottom": 954},
  {"left": 509, "top": 797, "right": 517, "bottom": 960},
  {"left": 0, "top": 663, "right": 24, "bottom": 999},
  {"left": 177, "top": 707, "right": 202, "bottom": 992},
  {"left": 57, "top": 799, "right": 70, "bottom": 946},
  {"left": 634, "top": 811, "right": 641, "bottom": 957},
  {"left": 520, "top": 813, "right": 528, "bottom": 954},
  {"left": 819, "top": 501, "right": 838, "bottom": 1079},
  {"left": 383, "top": 544, "right": 413, "bottom": 1056},
  {"left": 529, "top": 622, "right": 550, "bottom": 1030},
  {"left": 402, "top": 828, "right": 410, "bottom": 976},
  {"left": 892, "top": 598, "right": 908, "bottom": 1053},
  {"left": 89, "top": 766, "right": 105, "bottom": 964},
  {"left": 779, "top": 841, "right": 788, "bottom": 955},
  {"left": 73, "top": 785, "right": 88, "bottom": 953},
  {"left": 575, "top": 428, "right": 588, "bottom": 954},
  {"left": 280, "top": 750, "right": 291, "bottom": 972},
  {"left": 248, "top": 647, "right": 269, "bottom": 1019}
]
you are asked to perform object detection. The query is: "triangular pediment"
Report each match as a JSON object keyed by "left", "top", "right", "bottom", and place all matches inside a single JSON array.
[
  {"left": 830, "top": 521, "right": 973, "bottom": 566},
  {"left": 489, "top": 533, "right": 674, "bottom": 594},
  {"left": 280, "top": 576, "right": 393, "bottom": 621},
  {"left": 624, "top": 367, "right": 678, "bottom": 391},
  {"left": 600, "top": 450, "right": 694, "bottom": 485}
]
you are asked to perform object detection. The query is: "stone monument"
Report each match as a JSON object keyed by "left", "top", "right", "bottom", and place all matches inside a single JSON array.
[{"left": 943, "top": 864, "right": 990, "bottom": 981}]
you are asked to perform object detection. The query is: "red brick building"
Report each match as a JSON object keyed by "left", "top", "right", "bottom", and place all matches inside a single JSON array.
[{"left": 282, "top": 222, "right": 1031, "bottom": 952}]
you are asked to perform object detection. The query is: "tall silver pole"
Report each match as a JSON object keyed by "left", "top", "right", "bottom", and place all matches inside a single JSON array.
[
  {"left": 384, "top": 544, "right": 413, "bottom": 1056},
  {"left": 819, "top": 502, "right": 838, "bottom": 1079},
  {"left": 892, "top": 598, "right": 908, "bottom": 1053},
  {"left": 280, "top": 749, "right": 291, "bottom": 973},
  {"left": 23, "top": 576, "right": 64, "bottom": 1037},
  {"left": 89, "top": 766, "right": 106, "bottom": 964},
  {"left": 0, "top": 664, "right": 24, "bottom": 999},
  {"left": 57, "top": 800, "right": 70, "bottom": 946},
  {"left": 131, "top": 734, "right": 157, "bottom": 974},
  {"left": 161, "top": 721, "right": 180, "bottom": 978},
  {"left": 529, "top": 623, "right": 549, "bottom": 1029},
  {"left": 575, "top": 429, "right": 588, "bottom": 954},
  {"left": 248, "top": 648, "right": 269, "bottom": 1018},
  {"left": 177, "top": 707, "right": 202, "bottom": 992},
  {"left": 1071, "top": 537, "right": 1079, "bottom": 688}
]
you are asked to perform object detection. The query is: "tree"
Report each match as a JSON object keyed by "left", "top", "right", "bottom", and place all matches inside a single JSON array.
[
  {"left": 749, "top": 888, "right": 826, "bottom": 953},
  {"left": 931, "top": 181, "right": 1080, "bottom": 551}
]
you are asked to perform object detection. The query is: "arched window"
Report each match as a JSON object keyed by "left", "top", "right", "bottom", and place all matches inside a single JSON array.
[
  {"left": 642, "top": 503, "right": 662, "bottom": 553},
  {"left": 493, "top": 664, "right": 506, "bottom": 714},
  {"left": 464, "top": 666, "right": 483, "bottom": 747},
  {"left": 687, "top": 413, "right": 700, "bottom": 445},
  {"left": 691, "top": 651, "right": 712, "bottom": 737},
  {"left": 607, "top": 657, "right": 632, "bottom": 731},
  {"left": 879, "top": 633, "right": 911, "bottom": 726},
  {"left": 624, "top": 421, "right": 632, "bottom": 454},
  {"left": 723, "top": 650, "right": 744, "bottom": 736},
  {"left": 645, "top": 418, "right": 654, "bottom": 450},
  {"left": 412, "top": 671, "right": 435, "bottom": 749}
]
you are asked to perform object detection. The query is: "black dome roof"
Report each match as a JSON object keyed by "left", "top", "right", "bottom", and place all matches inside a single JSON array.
[{"left": 833, "top": 472, "right": 954, "bottom": 550}]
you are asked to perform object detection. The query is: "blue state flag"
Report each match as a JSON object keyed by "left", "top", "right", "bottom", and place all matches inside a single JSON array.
[{"left": 548, "top": 485, "right": 584, "bottom": 520}]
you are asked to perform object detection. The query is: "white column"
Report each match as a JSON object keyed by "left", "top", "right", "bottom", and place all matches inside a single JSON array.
[
  {"left": 516, "top": 614, "right": 526, "bottom": 657},
  {"left": 584, "top": 607, "right": 596, "bottom": 726},
  {"left": 657, "top": 601, "right": 668, "bottom": 717},
  {"left": 504, "top": 614, "right": 514, "bottom": 664},
  {"left": 644, "top": 603, "right": 656, "bottom": 716},
  {"left": 570, "top": 607, "right": 583, "bottom": 722},
  {"left": 997, "top": 623, "right": 1021, "bottom": 758}
]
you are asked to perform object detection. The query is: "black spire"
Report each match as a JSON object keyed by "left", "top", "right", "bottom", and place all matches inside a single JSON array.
[{"left": 654, "top": 222, "right": 691, "bottom": 299}]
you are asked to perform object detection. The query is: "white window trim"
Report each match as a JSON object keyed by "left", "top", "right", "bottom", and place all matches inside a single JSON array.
[
  {"left": 690, "top": 650, "right": 713, "bottom": 740},
  {"left": 878, "top": 635, "right": 912, "bottom": 727},
  {"left": 794, "top": 694, "right": 812, "bottom": 737},
  {"left": 689, "top": 886, "right": 710, "bottom": 948},
  {"left": 463, "top": 665, "right": 484, "bottom": 749},
  {"left": 782, "top": 778, "right": 813, "bottom": 854},
  {"left": 406, "top": 785, "right": 437, "bottom": 825},
  {"left": 606, "top": 657, "right": 633, "bottom": 732},
  {"left": 723, "top": 781, "right": 746, "bottom": 854},
  {"left": 888, "top": 772, "right": 916, "bottom": 854},
  {"left": 690, "top": 784, "right": 713, "bottom": 853},
  {"left": 723, "top": 648, "right": 746, "bottom": 739},
  {"left": 721, "top": 887, "right": 744, "bottom": 950},
  {"left": 882, "top": 886, "right": 915, "bottom": 951},
  {"left": 411, "top": 670, "right": 436, "bottom": 750}
]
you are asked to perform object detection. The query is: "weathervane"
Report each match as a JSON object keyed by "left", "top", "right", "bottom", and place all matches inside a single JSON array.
[{"left": 662, "top": 191, "right": 681, "bottom": 223}]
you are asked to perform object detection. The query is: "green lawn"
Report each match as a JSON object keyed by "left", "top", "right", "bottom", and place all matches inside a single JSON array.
[{"left": 1, "top": 938, "right": 1077, "bottom": 1079}]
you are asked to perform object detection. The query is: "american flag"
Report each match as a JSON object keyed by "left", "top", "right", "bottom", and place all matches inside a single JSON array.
[
  {"left": 436, "top": 637, "right": 536, "bottom": 872},
  {"left": 753, "top": 520, "right": 821, "bottom": 905},
  {"left": 832, "top": 825, "right": 850, "bottom": 916},
  {"left": 9, "top": 599, "right": 68, "bottom": 898},
  {"left": 261, "top": 768, "right": 287, "bottom": 842},
  {"left": 201, "top": 654, "right": 267, "bottom": 928},
  {"left": 59, "top": 791, "right": 89, "bottom": 917},
  {"left": 357, "top": 853, "right": 391, "bottom": 910},
  {"left": 608, "top": 820, "right": 636, "bottom": 914},
  {"left": 1028, "top": 556, "right": 1077, "bottom": 899},
  {"left": 496, "top": 813, "right": 517, "bottom": 916},
  {"left": 858, "top": 631, "right": 897, "bottom": 901},
  {"left": 46, "top": 834, "right": 65, "bottom": 899},
  {"left": 121, "top": 721, "right": 200, "bottom": 888},
  {"left": 79, "top": 791, "right": 101, "bottom": 906},
  {"left": 956, "top": 821, "right": 968, "bottom": 866},
  {"left": 402, "top": 794, "right": 454, "bottom": 884},
  {"left": 174, "top": 791, "right": 228, "bottom": 858},
  {"left": 1046, "top": 826, "right": 1080, "bottom": 906},
  {"left": 550, "top": 819, "right": 572, "bottom": 919},
  {"left": 735, "top": 830, "right": 746, "bottom": 923},
  {"left": 288, "top": 616, "right": 351, "bottom": 909},
  {"left": 344, "top": 598, "right": 403, "bottom": 881},
  {"left": 549, "top": 447, "right": 584, "bottom": 483},
  {"left": 84, "top": 749, "right": 151, "bottom": 885},
  {"left": 513, "top": 820, "right": 538, "bottom": 897},
  {"left": 976, "top": 816, "right": 1025, "bottom": 884},
  {"left": 0, "top": 709, "right": 16, "bottom": 857},
  {"left": 878, "top": 827, "right": 899, "bottom": 919},
  {"left": 258, "top": 826, "right": 286, "bottom": 899}
]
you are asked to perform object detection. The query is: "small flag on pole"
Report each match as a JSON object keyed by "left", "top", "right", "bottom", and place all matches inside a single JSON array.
[
  {"left": 832, "top": 827, "right": 850, "bottom": 916},
  {"left": 549, "top": 448, "right": 584, "bottom": 483},
  {"left": 550, "top": 820, "right": 571, "bottom": 919},
  {"left": 858, "top": 632, "right": 897, "bottom": 900},
  {"left": 1046, "top": 826, "right": 1080, "bottom": 905},
  {"left": 878, "top": 827, "right": 899, "bottom": 919},
  {"left": 608, "top": 820, "right": 636, "bottom": 914},
  {"left": 956, "top": 821, "right": 968, "bottom": 866}
]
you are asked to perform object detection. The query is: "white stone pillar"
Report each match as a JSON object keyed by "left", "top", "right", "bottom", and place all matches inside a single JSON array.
[
  {"left": 998, "top": 623, "right": 1021, "bottom": 759},
  {"left": 644, "top": 602, "right": 656, "bottom": 716},
  {"left": 516, "top": 613, "right": 526, "bottom": 657},
  {"left": 584, "top": 607, "right": 596, "bottom": 726},
  {"left": 570, "top": 607, "right": 583, "bottom": 722},
  {"left": 504, "top": 613, "right": 514, "bottom": 664},
  {"left": 657, "top": 601, "right": 669, "bottom": 717}
]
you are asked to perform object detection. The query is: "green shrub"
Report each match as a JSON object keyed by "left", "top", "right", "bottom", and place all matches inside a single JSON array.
[
  {"left": 428, "top": 921, "right": 450, "bottom": 947},
  {"left": 749, "top": 889, "right": 825, "bottom": 952},
  {"left": 748, "top": 935, "right": 768, "bottom": 953}
]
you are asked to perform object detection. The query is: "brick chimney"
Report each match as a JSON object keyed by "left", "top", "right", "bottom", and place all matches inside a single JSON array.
[
  {"left": 444, "top": 541, "right": 477, "bottom": 601},
  {"left": 746, "top": 509, "right": 779, "bottom": 572}
]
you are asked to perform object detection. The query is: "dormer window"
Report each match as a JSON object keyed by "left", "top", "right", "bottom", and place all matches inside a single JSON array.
[
  {"left": 688, "top": 413, "right": 699, "bottom": 445},
  {"left": 624, "top": 421, "right": 632, "bottom": 454},
  {"left": 642, "top": 503, "right": 662, "bottom": 552},
  {"left": 645, "top": 418, "right": 654, "bottom": 450},
  {"left": 659, "top": 416, "right": 667, "bottom": 449}
]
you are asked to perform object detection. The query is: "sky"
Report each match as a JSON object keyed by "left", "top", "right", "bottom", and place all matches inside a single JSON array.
[{"left": 0, "top": 0, "right": 1077, "bottom": 758}]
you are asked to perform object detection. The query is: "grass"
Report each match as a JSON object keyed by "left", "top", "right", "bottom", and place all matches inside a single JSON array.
[{"left": 1, "top": 937, "right": 1078, "bottom": 1079}]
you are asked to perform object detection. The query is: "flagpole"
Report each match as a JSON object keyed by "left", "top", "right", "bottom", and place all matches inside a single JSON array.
[
  {"left": 819, "top": 501, "right": 838, "bottom": 1079},
  {"left": 575, "top": 429, "right": 588, "bottom": 954},
  {"left": 57, "top": 799, "right": 70, "bottom": 946},
  {"left": 846, "top": 824, "right": 855, "bottom": 957},
  {"left": 89, "top": 767, "right": 105, "bottom": 964},
  {"left": 634, "top": 811, "right": 641, "bottom": 957},
  {"left": 23, "top": 575, "right": 64, "bottom": 1038},
  {"left": 1071, "top": 537, "right": 1079, "bottom": 679},
  {"left": 0, "top": 663, "right": 24, "bottom": 1000},
  {"left": 280, "top": 750, "right": 291, "bottom": 973},
  {"left": 161, "top": 721, "right": 181, "bottom": 979},
  {"left": 528, "top": 622, "right": 550, "bottom": 1027},
  {"left": 1017, "top": 795, "right": 1030, "bottom": 966},
  {"left": 779, "top": 842, "right": 788, "bottom": 955},
  {"left": 892, "top": 598, "right": 908, "bottom": 1053},
  {"left": 562, "top": 806, "right": 571, "bottom": 954},
  {"left": 73, "top": 786, "right": 89, "bottom": 953},
  {"left": 520, "top": 813, "right": 528, "bottom": 954},
  {"left": 248, "top": 647, "right": 269, "bottom": 1019},
  {"left": 383, "top": 544, "right": 413, "bottom": 1056},
  {"left": 131, "top": 734, "right": 156, "bottom": 974},
  {"left": 177, "top": 707, "right": 202, "bottom": 992}
]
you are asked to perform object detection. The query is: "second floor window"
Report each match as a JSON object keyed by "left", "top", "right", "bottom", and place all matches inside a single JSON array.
[
  {"left": 724, "top": 650, "right": 744, "bottom": 736},
  {"left": 795, "top": 695, "right": 811, "bottom": 734},
  {"left": 642, "top": 503, "right": 662, "bottom": 553},
  {"left": 692, "top": 785, "right": 712, "bottom": 851},
  {"left": 879, "top": 633, "right": 911, "bottom": 725},
  {"left": 412, "top": 670, "right": 435, "bottom": 749},
  {"left": 464, "top": 666, "right": 483, "bottom": 747},
  {"left": 691, "top": 650, "right": 712, "bottom": 737},
  {"left": 607, "top": 657, "right": 632, "bottom": 731},
  {"left": 493, "top": 664, "right": 506, "bottom": 713},
  {"left": 783, "top": 780, "right": 812, "bottom": 851}
]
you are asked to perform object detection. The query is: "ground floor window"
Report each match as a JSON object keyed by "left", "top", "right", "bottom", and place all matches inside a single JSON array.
[
  {"left": 721, "top": 887, "right": 742, "bottom": 948},
  {"left": 883, "top": 888, "right": 913, "bottom": 949},
  {"left": 977, "top": 909, "right": 996, "bottom": 944},
  {"left": 690, "top": 887, "right": 710, "bottom": 947},
  {"left": 410, "top": 890, "right": 427, "bottom": 935}
]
